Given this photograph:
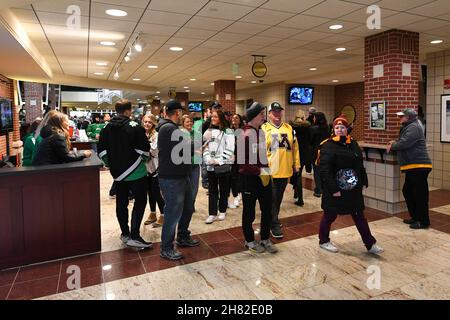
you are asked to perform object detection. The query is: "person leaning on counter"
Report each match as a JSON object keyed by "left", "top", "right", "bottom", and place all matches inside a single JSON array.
[{"left": 32, "top": 110, "right": 92, "bottom": 165}]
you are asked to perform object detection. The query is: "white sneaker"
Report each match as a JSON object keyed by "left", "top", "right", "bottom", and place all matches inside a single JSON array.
[
  {"left": 228, "top": 201, "right": 237, "bottom": 209},
  {"left": 205, "top": 215, "right": 217, "bottom": 224},
  {"left": 218, "top": 212, "right": 226, "bottom": 220},
  {"left": 368, "top": 244, "right": 384, "bottom": 254},
  {"left": 233, "top": 197, "right": 240, "bottom": 208},
  {"left": 319, "top": 241, "right": 339, "bottom": 253}
]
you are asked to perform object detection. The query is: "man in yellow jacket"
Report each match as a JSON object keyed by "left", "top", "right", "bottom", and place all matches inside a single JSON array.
[{"left": 262, "top": 102, "right": 300, "bottom": 238}]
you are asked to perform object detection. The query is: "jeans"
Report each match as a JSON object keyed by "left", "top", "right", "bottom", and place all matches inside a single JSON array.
[
  {"left": 271, "top": 178, "right": 288, "bottom": 228},
  {"left": 190, "top": 165, "right": 200, "bottom": 210},
  {"left": 159, "top": 177, "right": 194, "bottom": 251},
  {"left": 147, "top": 174, "right": 165, "bottom": 214},
  {"left": 230, "top": 164, "right": 241, "bottom": 197},
  {"left": 115, "top": 177, "right": 147, "bottom": 239},
  {"left": 403, "top": 169, "right": 431, "bottom": 225},
  {"left": 313, "top": 164, "right": 322, "bottom": 195},
  {"left": 319, "top": 211, "right": 376, "bottom": 250},
  {"left": 201, "top": 163, "right": 208, "bottom": 187},
  {"left": 207, "top": 171, "right": 230, "bottom": 215},
  {"left": 294, "top": 165, "right": 305, "bottom": 201}
]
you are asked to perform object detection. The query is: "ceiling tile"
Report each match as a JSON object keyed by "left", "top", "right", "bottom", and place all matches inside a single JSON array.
[
  {"left": 148, "top": 0, "right": 209, "bottom": 14},
  {"left": 378, "top": 0, "right": 436, "bottom": 11},
  {"left": 424, "top": 25, "right": 450, "bottom": 37},
  {"left": 242, "top": 35, "right": 284, "bottom": 46},
  {"left": 382, "top": 13, "right": 431, "bottom": 28},
  {"left": 258, "top": 26, "right": 301, "bottom": 38},
  {"left": 10, "top": 8, "right": 39, "bottom": 23},
  {"left": 91, "top": 2, "right": 145, "bottom": 21},
  {"left": 214, "top": 0, "right": 267, "bottom": 7},
  {"left": 240, "top": 9, "right": 296, "bottom": 25},
  {"left": 272, "top": 38, "right": 310, "bottom": 49},
  {"left": 209, "top": 32, "right": 251, "bottom": 43},
  {"left": 279, "top": 14, "right": 330, "bottom": 29},
  {"left": 35, "top": 11, "right": 89, "bottom": 27},
  {"left": 223, "top": 22, "right": 270, "bottom": 35},
  {"left": 92, "top": 0, "right": 150, "bottom": 9},
  {"left": 141, "top": 10, "right": 192, "bottom": 26},
  {"left": 174, "top": 27, "right": 217, "bottom": 40},
  {"left": 183, "top": 16, "right": 233, "bottom": 30},
  {"left": 261, "top": 0, "right": 325, "bottom": 14},
  {"left": 166, "top": 37, "right": 204, "bottom": 47},
  {"left": 199, "top": 40, "right": 233, "bottom": 49},
  {"left": 408, "top": 0, "right": 450, "bottom": 17},
  {"left": 197, "top": 1, "right": 255, "bottom": 20},
  {"left": 339, "top": 7, "right": 397, "bottom": 24},
  {"left": 289, "top": 30, "right": 331, "bottom": 41},
  {"left": 317, "top": 33, "right": 360, "bottom": 44},
  {"left": 90, "top": 17, "right": 136, "bottom": 32},
  {"left": 402, "top": 18, "right": 450, "bottom": 33},
  {"left": 301, "top": 0, "right": 364, "bottom": 19},
  {"left": 33, "top": 0, "right": 89, "bottom": 14},
  {"left": 138, "top": 23, "right": 179, "bottom": 36}
]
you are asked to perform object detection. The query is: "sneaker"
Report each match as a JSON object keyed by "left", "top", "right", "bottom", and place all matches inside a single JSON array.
[
  {"left": 403, "top": 218, "right": 416, "bottom": 225},
  {"left": 120, "top": 234, "right": 130, "bottom": 244},
  {"left": 152, "top": 214, "right": 164, "bottom": 228},
  {"left": 313, "top": 192, "right": 322, "bottom": 198},
  {"left": 205, "top": 215, "right": 217, "bottom": 224},
  {"left": 144, "top": 212, "right": 157, "bottom": 225},
  {"left": 233, "top": 197, "right": 240, "bottom": 208},
  {"left": 218, "top": 212, "right": 226, "bottom": 220},
  {"left": 126, "top": 236, "right": 152, "bottom": 249},
  {"left": 160, "top": 248, "right": 183, "bottom": 260},
  {"left": 109, "top": 194, "right": 116, "bottom": 199},
  {"left": 228, "top": 202, "right": 237, "bottom": 209},
  {"left": 368, "top": 243, "right": 384, "bottom": 254},
  {"left": 270, "top": 226, "right": 283, "bottom": 239},
  {"left": 319, "top": 241, "right": 339, "bottom": 253},
  {"left": 260, "top": 239, "right": 278, "bottom": 254},
  {"left": 410, "top": 222, "right": 430, "bottom": 229},
  {"left": 176, "top": 237, "right": 200, "bottom": 247},
  {"left": 128, "top": 197, "right": 135, "bottom": 203},
  {"left": 245, "top": 241, "right": 265, "bottom": 253},
  {"left": 295, "top": 199, "right": 304, "bottom": 207}
]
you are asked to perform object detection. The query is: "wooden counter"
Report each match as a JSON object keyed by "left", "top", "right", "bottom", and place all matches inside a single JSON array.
[{"left": 0, "top": 153, "right": 102, "bottom": 270}]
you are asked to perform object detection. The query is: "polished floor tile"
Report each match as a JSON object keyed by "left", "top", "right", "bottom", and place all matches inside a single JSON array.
[
  {"left": 15, "top": 261, "right": 61, "bottom": 283},
  {"left": 102, "top": 259, "right": 145, "bottom": 283},
  {"left": 208, "top": 239, "right": 245, "bottom": 256},
  {"left": 58, "top": 266, "right": 103, "bottom": 293},
  {"left": 101, "top": 248, "right": 140, "bottom": 265},
  {"left": 61, "top": 253, "right": 102, "bottom": 270},
  {"left": 0, "top": 268, "right": 18, "bottom": 286},
  {"left": 8, "top": 276, "right": 59, "bottom": 300},
  {"left": 141, "top": 256, "right": 183, "bottom": 273},
  {"left": 199, "top": 229, "right": 235, "bottom": 245}
]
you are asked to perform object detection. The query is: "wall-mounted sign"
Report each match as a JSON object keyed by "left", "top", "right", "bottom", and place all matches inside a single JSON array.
[
  {"left": 252, "top": 61, "right": 267, "bottom": 78},
  {"left": 444, "top": 79, "right": 450, "bottom": 90},
  {"left": 369, "top": 101, "right": 385, "bottom": 130},
  {"left": 98, "top": 89, "right": 122, "bottom": 105}
]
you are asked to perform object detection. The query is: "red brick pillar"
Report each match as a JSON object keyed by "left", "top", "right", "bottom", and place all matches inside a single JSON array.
[
  {"left": 364, "top": 29, "right": 419, "bottom": 144},
  {"left": 24, "top": 82, "right": 44, "bottom": 123},
  {"left": 175, "top": 92, "right": 189, "bottom": 110},
  {"left": 214, "top": 80, "right": 235, "bottom": 113}
]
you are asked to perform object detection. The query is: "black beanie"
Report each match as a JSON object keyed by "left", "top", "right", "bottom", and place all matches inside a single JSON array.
[{"left": 246, "top": 102, "right": 265, "bottom": 122}]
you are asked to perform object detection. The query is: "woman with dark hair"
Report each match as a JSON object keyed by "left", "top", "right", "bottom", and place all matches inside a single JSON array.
[
  {"left": 309, "top": 112, "right": 330, "bottom": 197},
  {"left": 22, "top": 118, "right": 42, "bottom": 166},
  {"left": 32, "top": 111, "right": 91, "bottom": 165},
  {"left": 228, "top": 113, "right": 243, "bottom": 208},
  {"left": 203, "top": 109, "right": 235, "bottom": 223}
]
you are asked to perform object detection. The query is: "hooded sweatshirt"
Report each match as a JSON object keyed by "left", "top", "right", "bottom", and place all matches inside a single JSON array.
[
  {"left": 157, "top": 118, "right": 192, "bottom": 179},
  {"left": 97, "top": 115, "right": 149, "bottom": 181}
]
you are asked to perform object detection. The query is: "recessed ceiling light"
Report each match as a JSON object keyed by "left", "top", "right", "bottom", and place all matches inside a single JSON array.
[
  {"left": 156, "top": 91, "right": 160, "bottom": 94},
  {"left": 105, "top": 9, "right": 127, "bottom": 17},
  {"left": 336, "top": 47, "right": 346, "bottom": 52},
  {"left": 332, "top": 80, "right": 339, "bottom": 83},
  {"left": 96, "top": 62, "right": 107, "bottom": 66},
  {"left": 185, "top": 90, "right": 190, "bottom": 92},
  {"left": 201, "top": 92, "right": 205, "bottom": 94},
  {"left": 251, "top": 80, "right": 257, "bottom": 84},
  {"left": 329, "top": 24, "right": 343, "bottom": 30},
  {"left": 430, "top": 40, "right": 443, "bottom": 44},
  {"left": 169, "top": 46, "right": 183, "bottom": 52},
  {"left": 309, "top": 67, "right": 317, "bottom": 71},
  {"left": 184, "top": 86, "right": 189, "bottom": 89},
  {"left": 235, "top": 75, "right": 242, "bottom": 79},
  {"left": 132, "top": 78, "right": 141, "bottom": 81},
  {"left": 147, "top": 65, "right": 158, "bottom": 69},
  {"left": 210, "top": 82, "right": 214, "bottom": 86},
  {"left": 100, "top": 41, "right": 116, "bottom": 46},
  {"left": 124, "top": 56, "right": 130, "bottom": 62},
  {"left": 93, "top": 72, "right": 104, "bottom": 75},
  {"left": 190, "top": 78, "right": 196, "bottom": 81}
]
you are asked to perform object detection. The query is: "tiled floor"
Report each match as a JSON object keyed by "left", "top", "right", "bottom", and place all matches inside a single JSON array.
[{"left": 1, "top": 171, "right": 450, "bottom": 300}]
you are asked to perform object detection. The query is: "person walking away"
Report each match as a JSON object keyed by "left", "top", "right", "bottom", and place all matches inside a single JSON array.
[
  {"left": 310, "top": 112, "right": 330, "bottom": 197},
  {"left": 229, "top": 113, "right": 244, "bottom": 208}
]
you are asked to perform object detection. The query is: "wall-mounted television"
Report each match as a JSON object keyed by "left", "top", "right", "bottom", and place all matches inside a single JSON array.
[
  {"left": 188, "top": 101, "right": 203, "bottom": 112},
  {"left": 0, "top": 98, "right": 13, "bottom": 134},
  {"left": 289, "top": 86, "right": 314, "bottom": 105}
]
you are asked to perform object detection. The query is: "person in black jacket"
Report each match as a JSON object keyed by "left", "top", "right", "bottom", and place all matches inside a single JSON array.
[
  {"left": 318, "top": 115, "right": 383, "bottom": 254},
  {"left": 97, "top": 100, "right": 151, "bottom": 249},
  {"left": 33, "top": 110, "right": 91, "bottom": 165},
  {"left": 309, "top": 112, "right": 330, "bottom": 197},
  {"left": 157, "top": 100, "right": 200, "bottom": 261}
]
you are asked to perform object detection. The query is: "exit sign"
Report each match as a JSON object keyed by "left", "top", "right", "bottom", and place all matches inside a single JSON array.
[{"left": 445, "top": 79, "right": 450, "bottom": 89}]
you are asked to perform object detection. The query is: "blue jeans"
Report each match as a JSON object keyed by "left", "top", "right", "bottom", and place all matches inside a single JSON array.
[
  {"left": 201, "top": 163, "right": 208, "bottom": 187},
  {"left": 159, "top": 177, "right": 194, "bottom": 251},
  {"left": 190, "top": 165, "right": 200, "bottom": 209}
]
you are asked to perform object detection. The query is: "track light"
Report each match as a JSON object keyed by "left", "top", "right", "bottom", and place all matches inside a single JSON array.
[
  {"left": 114, "top": 69, "right": 119, "bottom": 80},
  {"left": 133, "top": 33, "right": 143, "bottom": 52}
]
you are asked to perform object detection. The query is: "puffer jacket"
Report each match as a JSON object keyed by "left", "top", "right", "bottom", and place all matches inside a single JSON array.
[{"left": 390, "top": 119, "right": 432, "bottom": 172}]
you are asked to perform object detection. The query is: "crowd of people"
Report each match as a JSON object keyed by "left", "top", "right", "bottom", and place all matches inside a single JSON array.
[{"left": 21, "top": 99, "right": 433, "bottom": 261}]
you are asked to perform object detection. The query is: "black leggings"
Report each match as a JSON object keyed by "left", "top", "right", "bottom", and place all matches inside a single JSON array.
[{"left": 147, "top": 174, "right": 165, "bottom": 214}]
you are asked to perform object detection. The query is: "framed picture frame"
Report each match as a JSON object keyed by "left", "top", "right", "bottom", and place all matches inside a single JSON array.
[
  {"left": 441, "top": 94, "right": 450, "bottom": 143},
  {"left": 369, "top": 101, "right": 386, "bottom": 130}
]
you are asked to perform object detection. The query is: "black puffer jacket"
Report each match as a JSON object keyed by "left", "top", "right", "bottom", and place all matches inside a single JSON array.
[
  {"left": 32, "top": 125, "right": 85, "bottom": 165},
  {"left": 291, "top": 119, "right": 312, "bottom": 171},
  {"left": 319, "top": 136, "right": 368, "bottom": 215},
  {"left": 310, "top": 125, "right": 330, "bottom": 164}
]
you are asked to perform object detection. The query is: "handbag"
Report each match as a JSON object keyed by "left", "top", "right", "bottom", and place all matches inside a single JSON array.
[{"left": 211, "top": 131, "right": 232, "bottom": 177}]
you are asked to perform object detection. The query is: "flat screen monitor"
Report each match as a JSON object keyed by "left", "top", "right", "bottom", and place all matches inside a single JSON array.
[
  {"left": 188, "top": 101, "right": 203, "bottom": 112},
  {"left": 289, "top": 86, "right": 314, "bottom": 105},
  {"left": 0, "top": 98, "right": 13, "bottom": 133}
]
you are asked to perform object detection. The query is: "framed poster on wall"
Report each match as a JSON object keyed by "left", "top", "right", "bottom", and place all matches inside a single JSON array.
[
  {"left": 369, "top": 101, "right": 385, "bottom": 130},
  {"left": 441, "top": 94, "right": 450, "bottom": 143}
]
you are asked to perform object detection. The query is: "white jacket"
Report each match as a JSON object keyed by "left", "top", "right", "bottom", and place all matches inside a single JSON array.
[
  {"left": 146, "top": 131, "right": 159, "bottom": 175},
  {"left": 203, "top": 128, "right": 235, "bottom": 172}
]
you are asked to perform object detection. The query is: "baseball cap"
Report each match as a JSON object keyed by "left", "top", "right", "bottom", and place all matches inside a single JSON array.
[
  {"left": 268, "top": 102, "right": 284, "bottom": 112},
  {"left": 246, "top": 102, "right": 266, "bottom": 122},
  {"left": 309, "top": 106, "right": 317, "bottom": 114},
  {"left": 209, "top": 101, "right": 222, "bottom": 109},
  {"left": 396, "top": 108, "right": 417, "bottom": 118},
  {"left": 165, "top": 100, "right": 183, "bottom": 111}
]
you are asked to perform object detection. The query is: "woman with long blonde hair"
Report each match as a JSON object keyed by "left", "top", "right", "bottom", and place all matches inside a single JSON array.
[{"left": 32, "top": 111, "right": 91, "bottom": 165}]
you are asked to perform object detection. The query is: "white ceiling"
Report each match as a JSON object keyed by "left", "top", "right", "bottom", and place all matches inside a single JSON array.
[{"left": 1, "top": 0, "right": 450, "bottom": 100}]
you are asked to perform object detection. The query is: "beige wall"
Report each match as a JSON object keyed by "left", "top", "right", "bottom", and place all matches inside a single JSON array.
[
  {"left": 236, "top": 82, "right": 335, "bottom": 123},
  {"left": 426, "top": 50, "right": 450, "bottom": 190}
]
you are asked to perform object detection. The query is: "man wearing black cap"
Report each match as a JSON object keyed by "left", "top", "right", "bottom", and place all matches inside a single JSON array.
[
  {"left": 387, "top": 108, "right": 432, "bottom": 229},
  {"left": 262, "top": 102, "right": 300, "bottom": 239},
  {"left": 157, "top": 100, "right": 200, "bottom": 260},
  {"left": 238, "top": 102, "right": 278, "bottom": 254}
]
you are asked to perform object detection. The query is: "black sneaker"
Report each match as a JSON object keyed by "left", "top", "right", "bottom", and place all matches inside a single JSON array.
[
  {"left": 160, "top": 248, "right": 183, "bottom": 260},
  {"left": 270, "top": 226, "right": 283, "bottom": 239},
  {"left": 403, "top": 218, "right": 416, "bottom": 224},
  {"left": 410, "top": 222, "right": 430, "bottom": 229},
  {"left": 313, "top": 192, "right": 322, "bottom": 198},
  {"left": 295, "top": 199, "right": 304, "bottom": 206},
  {"left": 176, "top": 237, "right": 200, "bottom": 247}
]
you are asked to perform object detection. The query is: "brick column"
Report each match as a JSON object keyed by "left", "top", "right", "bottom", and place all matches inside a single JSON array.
[
  {"left": 0, "top": 74, "right": 19, "bottom": 157},
  {"left": 175, "top": 92, "right": 189, "bottom": 110},
  {"left": 214, "top": 80, "right": 235, "bottom": 113},
  {"left": 364, "top": 29, "right": 419, "bottom": 144},
  {"left": 24, "top": 82, "right": 44, "bottom": 123}
]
